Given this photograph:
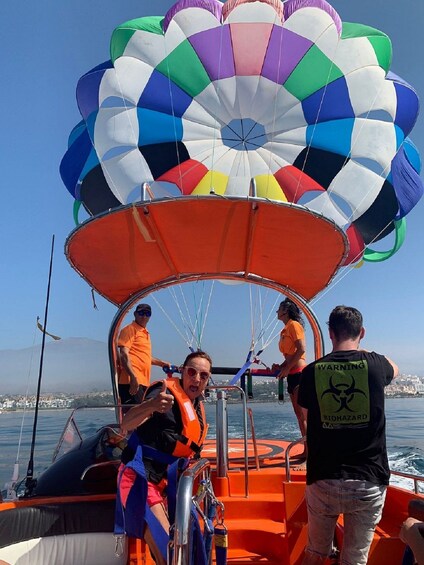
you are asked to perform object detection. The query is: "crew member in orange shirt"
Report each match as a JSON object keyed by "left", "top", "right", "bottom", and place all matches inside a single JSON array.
[
  {"left": 273, "top": 298, "right": 307, "bottom": 458},
  {"left": 118, "top": 303, "right": 170, "bottom": 405}
]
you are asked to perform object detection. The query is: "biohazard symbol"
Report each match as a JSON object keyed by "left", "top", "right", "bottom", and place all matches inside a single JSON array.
[{"left": 321, "top": 375, "right": 367, "bottom": 413}]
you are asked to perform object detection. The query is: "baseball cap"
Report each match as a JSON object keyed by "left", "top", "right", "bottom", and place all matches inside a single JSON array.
[{"left": 135, "top": 303, "right": 151, "bottom": 313}]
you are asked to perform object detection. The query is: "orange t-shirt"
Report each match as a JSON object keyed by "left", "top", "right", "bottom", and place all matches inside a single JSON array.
[
  {"left": 279, "top": 319, "right": 306, "bottom": 360},
  {"left": 118, "top": 322, "right": 152, "bottom": 387}
]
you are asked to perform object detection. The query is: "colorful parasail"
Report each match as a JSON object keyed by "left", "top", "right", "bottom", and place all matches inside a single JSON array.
[{"left": 61, "top": 0, "right": 423, "bottom": 271}]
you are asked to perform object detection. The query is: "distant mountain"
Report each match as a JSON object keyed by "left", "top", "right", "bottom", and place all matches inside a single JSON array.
[{"left": 0, "top": 338, "right": 111, "bottom": 395}]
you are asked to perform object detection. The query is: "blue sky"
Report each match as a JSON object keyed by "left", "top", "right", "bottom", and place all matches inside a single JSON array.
[{"left": 1, "top": 0, "right": 424, "bottom": 379}]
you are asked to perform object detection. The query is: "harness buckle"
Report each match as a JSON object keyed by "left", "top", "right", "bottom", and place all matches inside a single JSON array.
[{"left": 114, "top": 534, "right": 125, "bottom": 557}]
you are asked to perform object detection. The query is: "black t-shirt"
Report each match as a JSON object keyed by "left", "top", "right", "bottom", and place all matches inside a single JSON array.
[
  {"left": 121, "top": 381, "right": 205, "bottom": 484},
  {"left": 298, "top": 350, "right": 394, "bottom": 486}
]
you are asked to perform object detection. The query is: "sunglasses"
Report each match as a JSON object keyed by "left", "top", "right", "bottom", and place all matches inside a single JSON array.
[
  {"left": 136, "top": 310, "right": 151, "bottom": 317},
  {"left": 185, "top": 366, "right": 210, "bottom": 382}
]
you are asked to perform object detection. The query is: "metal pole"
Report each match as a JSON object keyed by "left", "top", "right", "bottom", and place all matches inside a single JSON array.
[
  {"left": 216, "top": 390, "right": 228, "bottom": 478},
  {"left": 25, "top": 235, "right": 55, "bottom": 496}
]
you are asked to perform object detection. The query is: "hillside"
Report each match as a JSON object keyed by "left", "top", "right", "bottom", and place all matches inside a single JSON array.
[{"left": 0, "top": 338, "right": 110, "bottom": 394}]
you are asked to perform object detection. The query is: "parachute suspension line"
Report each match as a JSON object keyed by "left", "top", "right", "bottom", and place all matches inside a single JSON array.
[
  {"left": 244, "top": 286, "right": 283, "bottom": 364},
  {"left": 256, "top": 295, "right": 282, "bottom": 352},
  {"left": 172, "top": 285, "right": 198, "bottom": 348},
  {"left": 312, "top": 217, "right": 407, "bottom": 307},
  {"left": 150, "top": 294, "right": 195, "bottom": 349},
  {"left": 154, "top": 281, "right": 216, "bottom": 352},
  {"left": 248, "top": 284, "right": 256, "bottom": 352},
  {"left": 190, "top": 284, "right": 201, "bottom": 350},
  {"left": 248, "top": 286, "right": 277, "bottom": 352},
  {"left": 4, "top": 316, "right": 39, "bottom": 498},
  {"left": 312, "top": 218, "right": 404, "bottom": 306},
  {"left": 190, "top": 281, "right": 212, "bottom": 350},
  {"left": 197, "top": 280, "right": 215, "bottom": 350},
  {"left": 168, "top": 285, "right": 196, "bottom": 347}
]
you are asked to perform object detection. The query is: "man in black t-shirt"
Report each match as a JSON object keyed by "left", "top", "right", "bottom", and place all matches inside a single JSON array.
[{"left": 298, "top": 305, "right": 398, "bottom": 565}]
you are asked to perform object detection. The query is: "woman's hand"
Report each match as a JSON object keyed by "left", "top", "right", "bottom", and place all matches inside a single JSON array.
[
  {"left": 277, "top": 361, "right": 290, "bottom": 379},
  {"left": 152, "top": 380, "right": 174, "bottom": 414}
]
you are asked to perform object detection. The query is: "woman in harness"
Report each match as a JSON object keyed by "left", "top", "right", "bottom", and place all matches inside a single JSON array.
[
  {"left": 273, "top": 298, "right": 307, "bottom": 459},
  {"left": 118, "top": 350, "right": 212, "bottom": 565}
]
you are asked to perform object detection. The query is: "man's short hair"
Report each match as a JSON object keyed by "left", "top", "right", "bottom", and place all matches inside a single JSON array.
[{"left": 328, "top": 305, "right": 363, "bottom": 341}]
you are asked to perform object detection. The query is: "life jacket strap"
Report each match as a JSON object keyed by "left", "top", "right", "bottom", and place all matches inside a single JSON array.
[{"left": 175, "top": 433, "right": 202, "bottom": 454}]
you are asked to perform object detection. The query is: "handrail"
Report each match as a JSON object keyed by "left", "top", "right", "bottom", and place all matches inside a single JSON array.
[
  {"left": 80, "top": 460, "right": 120, "bottom": 481},
  {"left": 247, "top": 408, "right": 260, "bottom": 471},
  {"left": 391, "top": 469, "right": 424, "bottom": 494},
  {"left": 172, "top": 458, "right": 211, "bottom": 565},
  {"left": 207, "top": 385, "right": 249, "bottom": 496},
  {"left": 285, "top": 437, "right": 306, "bottom": 482}
]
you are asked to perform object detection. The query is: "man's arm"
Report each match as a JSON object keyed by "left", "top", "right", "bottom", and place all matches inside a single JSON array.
[
  {"left": 400, "top": 518, "right": 424, "bottom": 564},
  {"left": 119, "top": 345, "right": 139, "bottom": 396},
  {"left": 152, "top": 356, "right": 170, "bottom": 369},
  {"left": 385, "top": 356, "right": 399, "bottom": 378}
]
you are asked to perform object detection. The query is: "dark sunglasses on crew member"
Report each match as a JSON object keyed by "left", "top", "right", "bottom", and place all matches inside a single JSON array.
[
  {"left": 136, "top": 310, "right": 151, "bottom": 317},
  {"left": 185, "top": 366, "right": 210, "bottom": 381}
]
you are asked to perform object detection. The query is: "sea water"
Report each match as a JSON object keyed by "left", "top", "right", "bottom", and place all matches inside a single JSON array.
[{"left": 0, "top": 397, "right": 423, "bottom": 492}]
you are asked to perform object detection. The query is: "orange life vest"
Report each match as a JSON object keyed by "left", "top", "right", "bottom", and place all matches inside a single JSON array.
[{"left": 148, "top": 377, "right": 209, "bottom": 458}]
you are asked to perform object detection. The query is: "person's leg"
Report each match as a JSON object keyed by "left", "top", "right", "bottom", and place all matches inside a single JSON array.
[
  {"left": 302, "top": 481, "right": 339, "bottom": 564},
  {"left": 144, "top": 502, "right": 169, "bottom": 565},
  {"left": 340, "top": 481, "right": 386, "bottom": 565},
  {"left": 118, "top": 384, "right": 131, "bottom": 404},
  {"left": 290, "top": 386, "right": 307, "bottom": 456},
  {"left": 144, "top": 481, "right": 169, "bottom": 565}
]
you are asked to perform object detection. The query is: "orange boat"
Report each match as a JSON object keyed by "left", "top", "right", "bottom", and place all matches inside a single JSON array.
[{"left": 1, "top": 395, "right": 423, "bottom": 565}]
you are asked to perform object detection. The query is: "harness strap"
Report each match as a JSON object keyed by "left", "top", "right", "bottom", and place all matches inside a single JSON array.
[
  {"left": 189, "top": 506, "right": 208, "bottom": 565},
  {"left": 128, "top": 431, "right": 181, "bottom": 464},
  {"left": 114, "top": 444, "right": 169, "bottom": 561},
  {"left": 203, "top": 503, "right": 216, "bottom": 562},
  {"left": 229, "top": 351, "right": 253, "bottom": 385},
  {"left": 214, "top": 524, "right": 228, "bottom": 565},
  {"left": 167, "top": 457, "right": 189, "bottom": 526},
  {"left": 117, "top": 432, "right": 210, "bottom": 564}
]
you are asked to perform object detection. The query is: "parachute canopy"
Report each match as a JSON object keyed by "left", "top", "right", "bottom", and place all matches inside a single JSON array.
[{"left": 62, "top": 0, "right": 423, "bottom": 304}]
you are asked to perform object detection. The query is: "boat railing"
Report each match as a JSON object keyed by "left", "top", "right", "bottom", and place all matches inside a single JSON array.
[
  {"left": 390, "top": 469, "right": 424, "bottom": 494},
  {"left": 207, "top": 385, "right": 250, "bottom": 497},
  {"left": 247, "top": 407, "right": 260, "bottom": 471},
  {"left": 172, "top": 457, "right": 215, "bottom": 565},
  {"left": 80, "top": 459, "right": 121, "bottom": 481},
  {"left": 285, "top": 437, "right": 306, "bottom": 482}
]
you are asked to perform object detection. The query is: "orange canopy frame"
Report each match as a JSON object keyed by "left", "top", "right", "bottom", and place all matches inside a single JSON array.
[{"left": 66, "top": 196, "right": 348, "bottom": 306}]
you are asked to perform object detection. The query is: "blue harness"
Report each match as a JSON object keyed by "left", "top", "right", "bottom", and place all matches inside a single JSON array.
[{"left": 114, "top": 433, "right": 211, "bottom": 564}]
